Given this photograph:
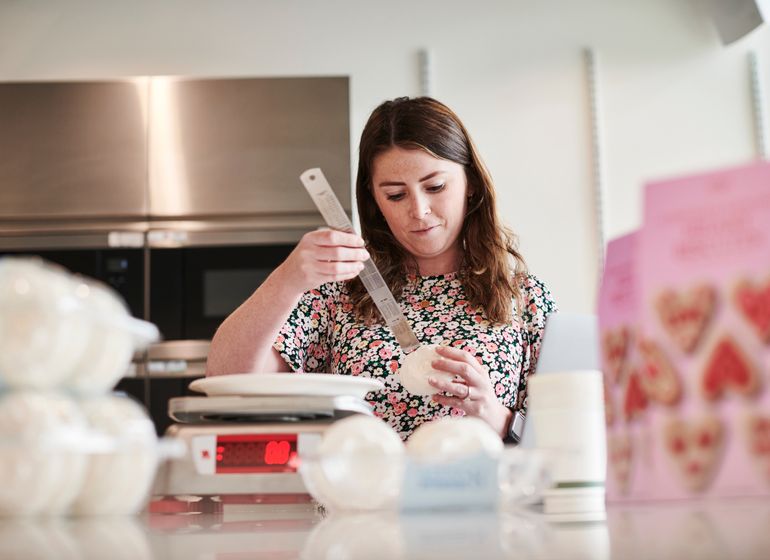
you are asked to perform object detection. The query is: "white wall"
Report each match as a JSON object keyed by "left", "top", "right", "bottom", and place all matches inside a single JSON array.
[{"left": 1, "top": 0, "right": 769, "bottom": 313}]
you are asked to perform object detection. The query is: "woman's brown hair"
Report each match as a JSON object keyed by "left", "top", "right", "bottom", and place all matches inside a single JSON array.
[{"left": 348, "top": 96, "right": 527, "bottom": 325}]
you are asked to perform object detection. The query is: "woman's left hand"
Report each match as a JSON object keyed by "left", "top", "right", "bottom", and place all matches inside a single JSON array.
[{"left": 428, "top": 345, "right": 512, "bottom": 439}]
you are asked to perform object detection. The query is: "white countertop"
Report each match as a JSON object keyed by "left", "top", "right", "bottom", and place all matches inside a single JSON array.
[{"left": 1, "top": 497, "right": 769, "bottom": 559}]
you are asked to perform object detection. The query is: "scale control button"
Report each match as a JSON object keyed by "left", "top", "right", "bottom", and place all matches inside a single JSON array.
[{"left": 191, "top": 435, "right": 217, "bottom": 475}]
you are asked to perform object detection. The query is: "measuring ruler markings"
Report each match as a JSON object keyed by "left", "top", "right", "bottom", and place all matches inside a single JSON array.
[{"left": 300, "top": 168, "right": 421, "bottom": 354}]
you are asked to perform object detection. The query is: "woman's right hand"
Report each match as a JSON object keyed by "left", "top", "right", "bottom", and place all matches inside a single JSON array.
[{"left": 276, "top": 229, "right": 370, "bottom": 294}]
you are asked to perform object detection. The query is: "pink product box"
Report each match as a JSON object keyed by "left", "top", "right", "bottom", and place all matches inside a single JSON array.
[{"left": 600, "top": 161, "right": 770, "bottom": 502}]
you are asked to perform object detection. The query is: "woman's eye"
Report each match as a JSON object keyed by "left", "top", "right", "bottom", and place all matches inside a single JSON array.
[
  {"left": 386, "top": 193, "right": 405, "bottom": 201},
  {"left": 427, "top": 183, "right": 445, "bottom": 193}
]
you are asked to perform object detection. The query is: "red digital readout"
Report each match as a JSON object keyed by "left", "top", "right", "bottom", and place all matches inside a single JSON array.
[{"left": 215, "top": 434, "right": 298, "bottom": 474}]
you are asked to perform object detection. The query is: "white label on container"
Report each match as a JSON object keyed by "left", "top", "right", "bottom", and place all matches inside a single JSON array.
[{"left": 399, "top": 453, "right": 499, "bottom": 511}]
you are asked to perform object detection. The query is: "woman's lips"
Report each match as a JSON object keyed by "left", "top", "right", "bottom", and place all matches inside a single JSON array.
[{"left": 412, "top": 225, "right": 438, "bottom": 234}]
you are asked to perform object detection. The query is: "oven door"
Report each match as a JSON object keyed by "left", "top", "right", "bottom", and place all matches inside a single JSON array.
[
  {"left": 150, "top": 243, "right": 295, "bottom": 342},
  {"left": 146, "top": 230, "right": 303, "bottom": 378}
]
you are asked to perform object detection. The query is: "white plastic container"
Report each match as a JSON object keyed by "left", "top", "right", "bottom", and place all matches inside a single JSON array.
[
  {"left": 0, "top": 391, "right": 89, "bottom": 516},
  {"left": 0, "top": 257, "right": 159, "bottom": 392},
  {"left": 0, "top": 391, "right": 184, "bottom": 517},
  {"left": 299, "top": 415, "right": 405, "bottom": 511},
  {"left": 72, "top": 394, "right": 160, "bottom": 516},
  {"left": 527, "top": 370, "right": 607, "bottom": 514}
]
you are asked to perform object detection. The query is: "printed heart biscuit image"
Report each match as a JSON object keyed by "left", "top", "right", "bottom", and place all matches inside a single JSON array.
[
  {"left": 602, "top": 326, "right": 631, "bottom": 384},
  {"left": 664, "top": 416, "right": 725, "bottom": 493},
  {"left": 735, "top": 278, "right": 770, "bottom": 343},
  {"left": 623, "top": 369, "right": 648, "bottom": 422},
  {"left": 638, "top": 339, "right": 681, "bottom": 405},
  {"left": 746, "top": 414, "right": 770, "bottom": 485},
  {"left": 655, "top": 285, "right": 716, "bottom": 353},
  {"left": 608, "top": 432, "right": 633, "bottom": 495},
  {"left": 701, "top": 337, "right": 760, "bottom": 401}
]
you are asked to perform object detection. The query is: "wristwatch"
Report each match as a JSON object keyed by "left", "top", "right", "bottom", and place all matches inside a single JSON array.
[{"left": 503, "top": 409, "right": 526, "bottom": 445}]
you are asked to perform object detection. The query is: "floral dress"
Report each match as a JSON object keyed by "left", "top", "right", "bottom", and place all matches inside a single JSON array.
[{"left": 273, "top": 272, "right": 556, "bottom": 441}]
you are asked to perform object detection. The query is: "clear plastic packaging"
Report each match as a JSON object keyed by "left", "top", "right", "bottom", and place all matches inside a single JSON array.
[
  {"left": 0, "top": 257, "right": 159, "bottom": 392},
  {"left": 299, "top": 415, "right": 405, "bottom": 512},
  {"left": 71, "top": 394, "right": 162, "bottom": 516},
  {"left": 0, "top": 392, "right": 185, "bottom": 517},
  {"left": 298, "top": 416, "right": 552, "bottom": 513}
]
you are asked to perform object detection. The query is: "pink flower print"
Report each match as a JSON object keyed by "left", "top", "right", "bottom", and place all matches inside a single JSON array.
[
  {"left": 448, "top": 289, "right": 459, "bottom": 297},
  {"left": 312, "top": 299, "right": 323, "bottom": 311},
  {"left": 438, "top": 314, "right": 450, "bottom": 323},
  {"left": 495, "top": 382, "right": 505, "bottom": 396},
  {"left": 389, "top": 360, "right": 399, "bottom": 372},
  {"left": 407, "top": 408, "right": 418, "bottom": 417},
  {"left": 424, "top": 327, "right": 438, "bottom": 336},
  {"left": 346, "top": 328, "right": 360, "bottom": 339},
  {"left": 529, "top": 303, "right": 538, "bottom": 313},
  {"left": 431, "top": 286, "right": 442, "bottom": 294},
  {"left": 340, "top": 353, "right": 348, "bottom": 363},
  {"left": 486, "top": 342, "right": 498, "bottom": 352},
  {"left": 378, "top": 346, "right": 393, "bottom": 360},
  {"left": 450, "top": 408, "right": 465, "bottom": 417},
  {"left": 351, "top": 361, "right": 364, "bottom": 375},
  {"left": 370, "top": 340, "right": 384, "bottom": 348},
  {"left": 388, "top": 393, "right": 400, "bottom": 405},
  {"left": 393, "top": 402, "right": 407, "bottom": 415}
]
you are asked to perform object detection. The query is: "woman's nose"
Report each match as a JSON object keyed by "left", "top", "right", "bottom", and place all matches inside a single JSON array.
[{"left": 409, "top": 193, "right": 431, "bottom": 219}]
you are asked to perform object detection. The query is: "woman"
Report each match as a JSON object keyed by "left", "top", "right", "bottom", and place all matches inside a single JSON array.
[{"left": 206, "top": 96, "right": 556, "bottom": 441}]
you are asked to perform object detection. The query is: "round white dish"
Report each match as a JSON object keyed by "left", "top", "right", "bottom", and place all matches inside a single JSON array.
[{"left": 189, "top": 373, "right": 385, "bottom": 399}]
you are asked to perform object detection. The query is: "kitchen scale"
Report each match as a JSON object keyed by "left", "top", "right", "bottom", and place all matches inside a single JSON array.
[{"left": 151, "top": 373, "right": 385, "bottom": 501}]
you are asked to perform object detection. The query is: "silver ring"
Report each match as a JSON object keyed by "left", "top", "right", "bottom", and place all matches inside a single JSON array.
[{"left": 462, "top": 385, "right": 471, "bottom": 400}]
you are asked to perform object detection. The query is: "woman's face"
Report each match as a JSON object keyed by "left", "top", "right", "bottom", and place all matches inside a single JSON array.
[{"left": 370, "top": 146, "right": 469, "bottom": 275}]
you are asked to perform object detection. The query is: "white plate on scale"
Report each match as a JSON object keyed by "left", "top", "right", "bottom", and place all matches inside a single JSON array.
[{"left": 189, "top": 373, "right": 385, "bottom": 399}]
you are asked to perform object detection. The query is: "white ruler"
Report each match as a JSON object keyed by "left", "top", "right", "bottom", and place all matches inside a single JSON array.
[{"left": 300, "top": 168, "right": 421, "bottom": 354}]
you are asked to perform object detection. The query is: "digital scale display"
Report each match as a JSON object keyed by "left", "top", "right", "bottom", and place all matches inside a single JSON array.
[{"left": 215, "top": 433, "right": 298, "bottom": 474}]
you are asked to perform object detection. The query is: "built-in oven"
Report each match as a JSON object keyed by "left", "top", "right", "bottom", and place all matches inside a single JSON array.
[{"left": 145, "top": 238, "right": 295, "bottom": 434}]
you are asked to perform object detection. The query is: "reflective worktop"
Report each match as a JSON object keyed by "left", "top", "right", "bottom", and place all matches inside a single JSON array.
[{"left": 1, "top": 497, "right": 769, "bottom": 559}]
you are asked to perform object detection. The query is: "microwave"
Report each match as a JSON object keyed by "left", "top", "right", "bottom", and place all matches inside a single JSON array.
[{"left": 0, "top": 232, "right": 296, "bottom": 433}]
